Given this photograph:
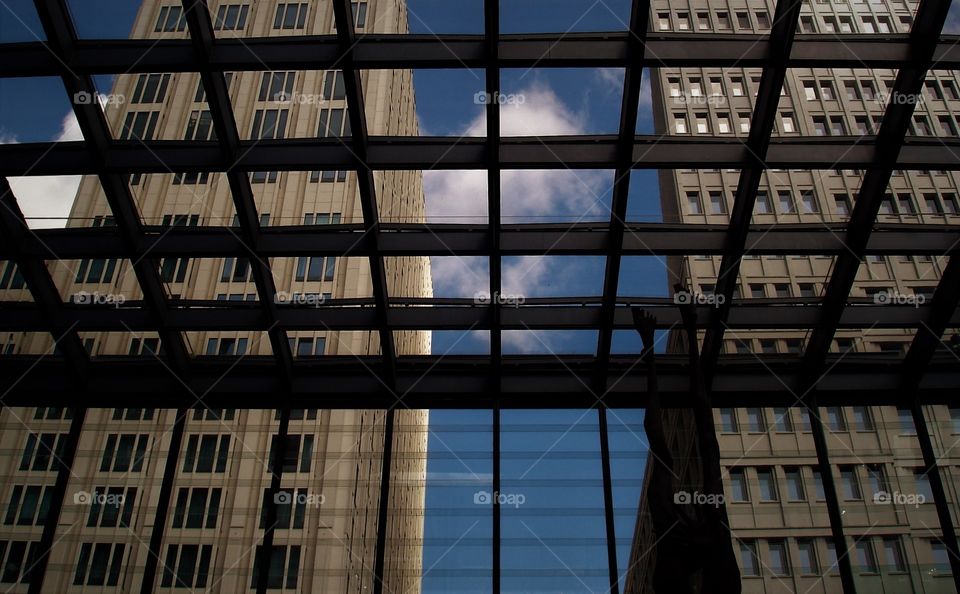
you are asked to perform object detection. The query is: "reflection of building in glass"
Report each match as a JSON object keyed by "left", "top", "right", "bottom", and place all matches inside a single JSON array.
[
  {"left": 0, "top": 0, "right": 430, "bottom": 590},
  {"left": 629, "top": 1, "right": 959, "bottom": 592}
]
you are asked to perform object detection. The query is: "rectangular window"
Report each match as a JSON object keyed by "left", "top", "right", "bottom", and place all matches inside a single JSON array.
[
  {"left": 754, "top": 191, "right": 772, "bottom": 214},
  {"left": 718, "top": 408, "right": 737, "bottom": 432},
  {"left": 781, "top": 112, "right": 795, "bottom": 133},
  {"left": 825, "top": 407, "right": 845, "bottom": 431},
  {"left": 20, "top": 433, "right": 67, "bottom": 472},
  {"left": 131, "top": 73, "right": 171, "bottom": 104},
  {"left": 798, "top": 540, "right": 818, "bottom": 575},
  {"left": 739, "top": 541, "right": 760, "bottom": 576},
  {"left": 777, "top": 190, "right": 795, "bottom": 214},
  {"left": 182, "top": 435, "right": 231, "bottom": 473},
  {"left": 728, "top": 468, "right": 749, "bottom": 502},
  {"left": 86, "top": 486, "right": 136, "bottom": 528},
  {"left": 172, "top": 487, "right": 222, "bottom": 529},
  {"left": 784, "top": 468, "right": 805, "bottom": 501},
  {"left": 251, "top": 109, "right": 289, "bottom": 139},
  {"left": 685, "top": 192, "right": 702, "bottom": 214},
  {"left": 4, "top": 485, "right": 53, "bottom": 526},
  {"left": 674, "top": 114, "right": 687, "bottom": 134},
  {"left": 273, "top": 3, "right": 308, "bottom": 30},
  {"left": 74, "top": 542, "right": 125, "bottom": 586},
  {"left": 768, "top": 541, "right": 789, "bottom": 576},
  {"left": 800, "top": 190, "right": 818, "bottom": 213},
  {"left": 855, "top": 540, "right": 878, "bottom": 574},
  {"left": 251, "top": 545, "right": 301, "bottom": 589},
  {"left": 259, "top": 488, "right": 307, "bottom": 529},
  {"left": 155, "top": 5, "right": 186, "bottom": 32},
  {"left": 708, "top": 191, "right": 726, "bottom": 214},
  {"left": 0, "top": 540, "right": 38, "bottom": 584},
  {"left": 214, "top": 4, "right": 249, "bottom": 30},
  {"left": 120, "top": 111, "right": 160, "bottom": 140},
  {"left": 100, "top": 434, "right": 149, "bottom": 472},
  {"left": 931, "top": 541, "right": 952, "bottom": 574},
  {"left": 161, "top": 544, "right": 213, "bottom": 588},
  {"left": 840, "top": 466, "right": 861, "bottom": 500},
  {"left": 851, "top": 406, "right": 873, "bottom": 430},
  {"left": 757, "top": 468, "right": 778, "bottom": 501},
  {"left": 773, "top": 407, "right": 793, "bottom": 431},
  {"left": 746, "top": 408, "right": 765, "bottom": 432},
  {"left": 268, "top": 434, "right": 314, "bottom": 473}
]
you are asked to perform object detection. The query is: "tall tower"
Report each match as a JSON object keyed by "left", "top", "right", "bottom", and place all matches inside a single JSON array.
[
  {"left": 0, "top": 0, "right": 430, "bottom": 591},
  {"left": 630, "top": 1, "right": 959, "bottom": 592}
]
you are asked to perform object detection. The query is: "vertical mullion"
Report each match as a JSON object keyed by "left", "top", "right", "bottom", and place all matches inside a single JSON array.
[
  {"left": 26, "top": 408, "right": 86, "bottom": 594},
  {"left": 806, "top": 401, "right": 857, "bottom": 594},
  {"left": 139, "top": 408, "right": 188, "bottom": 594},
  {"left": 492, "top": 403, "right": 500, "bottom": 594},
  {"left": 598, "top": 406, "right": 619, "bottom": 594},
  {"left": 257, "top": 408, "right": 290, "bottom": 594},
  {"left": 372, "top": 408, "right": 395, "bottom": 594}
]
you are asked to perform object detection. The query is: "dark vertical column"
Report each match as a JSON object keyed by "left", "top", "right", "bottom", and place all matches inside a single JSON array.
[
  {"left": 257, "top": 408, "right": 291, "bottom": 594},
  {"left": 598, "top": 406, "right": 619, "bottom": 594},
  {"left": 493, "top": 404, "right": 501, "bottom": 594},
  {"left": 139, "top": 408, "right": 188, "bottom": 594},
  {"left": 27, "top": 408, "right": 86, "bottom": 594},
  {"left": 372, "top": 408, "right": 395, "bottom": 594},
  {"left": 911, "top": 403, "right": 960, "bottom": 590},
  {"left": 806, "top": 400, "right": 857, "bottom": 594}
]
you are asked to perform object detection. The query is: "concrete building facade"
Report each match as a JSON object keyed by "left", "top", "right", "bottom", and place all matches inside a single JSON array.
[
  {"left": 634, "top": 1, "right": 960, "bottom": 592},
  {"left": 0, "top": 0, "right": 431, "bottom": 591}
]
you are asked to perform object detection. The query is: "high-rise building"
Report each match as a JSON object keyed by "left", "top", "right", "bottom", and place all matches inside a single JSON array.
[
  {"left": 0, "top": 0, "right": 431, "bottom": 591},
  {"left": 630, "top": 1, "right": 960, "bottom": 592}
]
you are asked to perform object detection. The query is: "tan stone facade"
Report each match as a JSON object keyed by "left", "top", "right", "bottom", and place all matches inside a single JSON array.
[
  {"left": 632, "top": 1, "right": 960, "bottom": 592},
  {"left": 0, "top": 0, "right": 430, "bottom": 591}
]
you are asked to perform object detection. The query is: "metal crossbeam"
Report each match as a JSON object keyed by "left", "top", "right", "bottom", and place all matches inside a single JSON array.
[
  {"left": 3, "top": 35, "right": 960, "bottom": 77},
  {"left": 5, "top": 136, "right": 960, "bottom": 174}
]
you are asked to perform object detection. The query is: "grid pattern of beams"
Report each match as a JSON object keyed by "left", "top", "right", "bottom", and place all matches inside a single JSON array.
[{"left": 1, "top": 3, "right": 959, "bottom": 592}]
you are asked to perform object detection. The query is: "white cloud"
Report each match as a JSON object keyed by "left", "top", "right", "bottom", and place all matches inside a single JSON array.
[
  {"left": 423, "top": 84, "right": 609, "bottom": 353},
  {"left": 5, "top": 111, "right": 84, "bottom": 229}
]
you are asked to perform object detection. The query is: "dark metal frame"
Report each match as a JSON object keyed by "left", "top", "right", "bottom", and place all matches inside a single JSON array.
[{"left": 1, "top": 0, "right": 959, "bottom": 592}]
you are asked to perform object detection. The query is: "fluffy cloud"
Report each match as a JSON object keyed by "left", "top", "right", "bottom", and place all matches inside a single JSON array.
[
  {"left": 424, "top": 84, "right": 609, "bottom": 353},
  {"left": 4, "top": 111, "right": 83, "bottom": 229}
]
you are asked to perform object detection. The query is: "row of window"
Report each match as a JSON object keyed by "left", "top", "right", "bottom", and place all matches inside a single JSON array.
[
  {"left": 154, "top": 2, "right": 367, "bottom": 33},
  {"left": 684, "top": 188, "right": 959, "bottom": 217},
  {"left": 725, "top": 463, "right": 934, "bottom": 505},
  {"left": 737, "top": 535, "right": 936, "bottom": 579},
  {"left": 718, "top": 405, "right": 940, "bottom": 434},
  {"left": 655, "top": 8, "right": 912, "bottom": 35}
]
